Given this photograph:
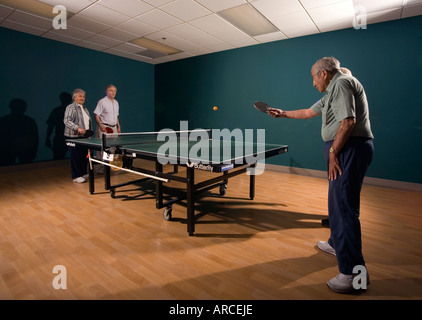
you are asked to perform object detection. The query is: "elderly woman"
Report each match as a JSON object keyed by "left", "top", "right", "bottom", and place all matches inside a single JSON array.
[{"left": 64, "top": 88, "right": 92, "bottom": 183}]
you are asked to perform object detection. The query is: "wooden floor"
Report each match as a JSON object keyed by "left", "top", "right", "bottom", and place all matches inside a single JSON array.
[{"left": 0, "top": 159, "right": 421, "bottom": 300}]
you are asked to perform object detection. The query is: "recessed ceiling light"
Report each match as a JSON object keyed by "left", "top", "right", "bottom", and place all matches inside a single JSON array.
[
  {"left": 129, "top": 37, "right": 182, "bottom": 55},
  {"left": 217, "top": 4, "right": 279, "bottom": 37},
  {"left": 0, "top": 0, "right": 71, "bottom": 19}
]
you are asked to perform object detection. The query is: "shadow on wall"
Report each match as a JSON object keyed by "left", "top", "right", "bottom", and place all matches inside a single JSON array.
[
  {"left": 46, "top": 92, "right": 72, "bottom": 160},
  {"left": 0, "top": 98, "right": 38, "bottom": 166}
]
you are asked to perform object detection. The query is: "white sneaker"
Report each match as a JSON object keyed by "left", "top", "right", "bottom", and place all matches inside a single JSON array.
[
  {"left": 73, "top": 177, "right": 86, "bottom": 183},
  {"left": 327, "top": 271, "right": 370, "bottom": 294},
  {"left": 82, "top": 174, "right": 89, "bottom": 179},
  {"left": 317, "top": 241, "right": 336, "bottom": 256},
  {"left": 327, "top": 273, "right": 354, "bottom": 293}
]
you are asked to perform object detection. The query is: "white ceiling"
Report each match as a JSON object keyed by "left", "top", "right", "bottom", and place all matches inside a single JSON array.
[{"left": 1, "top": 0, "right": 421, "bottom": 65}]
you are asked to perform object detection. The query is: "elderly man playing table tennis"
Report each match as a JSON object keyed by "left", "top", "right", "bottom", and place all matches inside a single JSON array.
[{"left": 268, "top": 57, "right": 374, "bottom": 293}]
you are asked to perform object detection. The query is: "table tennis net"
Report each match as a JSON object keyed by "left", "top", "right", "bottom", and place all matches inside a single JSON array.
[{"left": 102, "top": 129, "right": 212, "bottom": 148}]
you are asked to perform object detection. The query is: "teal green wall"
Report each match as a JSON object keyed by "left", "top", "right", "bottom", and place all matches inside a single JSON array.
[
  {"left": 0, "top": 27, "right": 154, "bottom": 165},
  {"left": 155, "top": 16, "right": 422, "bottom": 184},
  {"left": 1, "top": 16, "right": 422, "bottom": 184}
]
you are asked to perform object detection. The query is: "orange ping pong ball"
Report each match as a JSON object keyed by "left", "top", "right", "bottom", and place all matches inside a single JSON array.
[{"left": 213, "top": 106, "right": 218, "bottom": 111}]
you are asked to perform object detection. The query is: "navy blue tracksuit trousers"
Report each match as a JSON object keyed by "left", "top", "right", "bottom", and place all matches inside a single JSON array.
[
  {"left": 66, "top": 137, "right": 88, "bottom": 179},
  {"left": 324, "top": 137, "right": 374, "bottom": 275}
]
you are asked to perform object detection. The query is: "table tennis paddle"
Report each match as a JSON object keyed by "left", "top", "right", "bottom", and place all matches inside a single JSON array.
[
  {"left": 254, "top": 101, "right": 271, "bottom": 113},
  {"left": 105, "top": 126, "right": 114, "bottom": 133},
  {"left": 83, "top": 129, "right": 94, "bottom": 138}
]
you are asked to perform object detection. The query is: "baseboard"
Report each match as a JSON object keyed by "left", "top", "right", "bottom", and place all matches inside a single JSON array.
[
  {"left": 0, "top": 159, "right": 70, "bottom": 174},
  {"left": 1, "top": 160, "right": 421, "bottom": 193}
]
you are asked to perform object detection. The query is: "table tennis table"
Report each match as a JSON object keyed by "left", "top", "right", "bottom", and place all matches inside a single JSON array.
[{"left": 66, "top": 130, "right": 288, "bottom": 236}]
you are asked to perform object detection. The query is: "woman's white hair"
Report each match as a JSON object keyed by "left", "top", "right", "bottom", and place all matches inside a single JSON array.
[{"left": 72, "top": 88, "right": 86, "bottom": 100}]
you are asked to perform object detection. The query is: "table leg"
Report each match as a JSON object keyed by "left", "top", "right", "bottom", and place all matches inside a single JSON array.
[
  {"left": 187, "top": 166, "right": 195, "bottom": 236},
  {"left": 155, "top": 162, "right": 163, "bottom": 209},
  {"left": 89, "top": 150, "right": 95, "bottom": 194},
  {"left": 104, "top": 164, "right": 111, "bottom": 190},
  {"left": 250, "top": 163, "right": 256, "bottom": 200}
]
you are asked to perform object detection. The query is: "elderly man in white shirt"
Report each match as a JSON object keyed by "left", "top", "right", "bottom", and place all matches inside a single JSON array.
[{"left": 94, "top": 84, "right": 121, "bottom": 135}]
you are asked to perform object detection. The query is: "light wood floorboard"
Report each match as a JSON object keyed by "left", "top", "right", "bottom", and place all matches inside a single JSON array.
[{"left": 0, "top": 160, "right": 421, "bottom": 300}]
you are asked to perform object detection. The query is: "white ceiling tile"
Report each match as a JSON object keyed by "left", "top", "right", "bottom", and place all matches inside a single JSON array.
[
  {"left": 145, "top": 31, "right": 200, "bottom": 51},
  {"left": 100, "top": 27, "right": 139, "bottom": 42},
  {"left": 116, "top": 19, "right": 159, "bottom": 36},
  {"left": 43, "top": 31, "right": 81, "bottom": 44},
  {"left": 308, "top": 1, "right": 355, "bottom": 32},
  {"left": 0, "top": 4, "right": 13, "bottom": 18},
  {"left": 230, "top": 37, "right": 259, "bottom": 47},
  {"left": 0, "top": 19, "right": 46, "bottom": 36},
  {"left": 363, "top": 8, "right": 401, "bottom": 25},
  {"left": 252, "top": 0, "right": 303, "bottom": 19},
  {"left": 196, "top": 0, "right": 246, "bottom": 12},
  {"left": 7, "top": 10, "right": 52, "bottom": 30},
  {"left": 76, "top": 40, "right": 108, "bottom": 51},
  {"left": 283, "top": 23, "right": 320, "bottom": 38},
  {"left": 45, "top": 25, "right": 95, "bottom": 40},
  {"left": 84, "top": 34, "right": 122, "bottom": 47},
  {"left": 189, "top": 33, "right": 228, "bottom": 47},
  {"left": 142, "top": 0, "right": 174, "bottom": 7},
  {"left": 205, "top": 42, "right": 234, "bottom": 52},
  {"left": 402, "top": 3, "right": 422, "bottom": 18},
  {"left": 98, "top": 0, "right": 153, "bottom": 17},
  {"left": 270, "top": 11, "right": 314, "bottom": 30},
  {"left": 67, "top": 15, "right": 111, "bottom": 33},
  {"left": 190, "top": 14, "right": 250, "bottom": 42},
  {"left": 160, "top": 0, "right": 211, "bottom": 21},
  {"left": 78, "top": 3, "right": 131, "bottom": 26},
  {"left": 254, "top": 31, "right": 287, "bottom": 43},
  {"left": 186, "top": 46, "right": 212, "bottom": 56},
  {"left": 300, "top": 0, "right": 346, "bottom": 10},
  {"left": 135, "top": 9, "right": 182, "bottom": 28},
  {"left": 352, "top": 0, "right": 403, "bottom": 14},
  {"left": 166, "top": 23, "right": 208, "bottom": 40},
  {"left": 38, "top": 0, "right": 96, "bottom": 14}
]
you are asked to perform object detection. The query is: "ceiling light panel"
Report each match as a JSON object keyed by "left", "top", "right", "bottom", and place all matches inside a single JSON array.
[
  {"left": 0, "top": 0, "right": 57, "bottom": 18},
  {"left": 129, "top": 37, "right": 182, "bottom": 55},
  {"left": 217, "top": 4, "right": 279, "bottom": 37}
]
